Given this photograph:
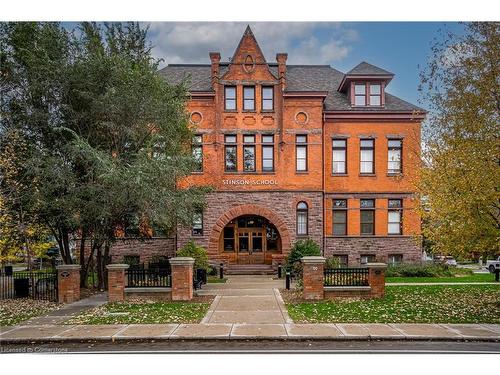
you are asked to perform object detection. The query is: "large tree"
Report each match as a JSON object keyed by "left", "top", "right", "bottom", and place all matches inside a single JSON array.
[
  {"left": 419, "top": 22, "right": 500, "bottom": 259},
  {"left": 0, "top": 22, "right": 208, "bottom": 286}
]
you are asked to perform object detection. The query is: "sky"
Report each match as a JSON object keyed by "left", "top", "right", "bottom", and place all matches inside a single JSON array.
[{"left": 66, "top": 22, "right": 466, "bottom": 109}]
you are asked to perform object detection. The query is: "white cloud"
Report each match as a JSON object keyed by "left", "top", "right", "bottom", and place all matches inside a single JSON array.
[{"left": 144, "top": 22, "right": 358, "bottom": 67}]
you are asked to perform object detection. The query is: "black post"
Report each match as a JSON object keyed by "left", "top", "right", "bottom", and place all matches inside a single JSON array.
[
  {"left": 220, "top": 263, "right": 224, "bottom": 279},
  {"left": 278, "top": 264, "right": 282, "bottom": 279},
  {"left": 495, "top": 268, "right": 499, "bottom": 282},
  {"left": 286, "top": 272, "right": 290, "bottom": 290}
]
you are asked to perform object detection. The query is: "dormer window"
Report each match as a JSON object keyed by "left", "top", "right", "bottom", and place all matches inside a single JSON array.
[
  {"left": 354, "top": 83, "right": 366, "bottom": 106},
  {"left": 353, "top": 82, "right": 383, "bottom": 107}
]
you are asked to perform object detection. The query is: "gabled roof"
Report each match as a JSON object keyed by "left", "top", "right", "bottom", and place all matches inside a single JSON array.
[
  {"left": 347, "top": 61, "right": 394, "bottom": 76},
  {"left": 231, "top": 25, "right": 267, "bottom": 64},
  {"left": 159, "top": 63, "right": 425, "bottom": 113}
]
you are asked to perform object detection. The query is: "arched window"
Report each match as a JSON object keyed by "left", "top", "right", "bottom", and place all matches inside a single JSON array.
[{"left": 296, "top": 201, "right": 308, "bottom": 236}]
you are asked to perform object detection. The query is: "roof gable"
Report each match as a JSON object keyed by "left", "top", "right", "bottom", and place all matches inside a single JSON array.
[
  {"left": 231, "top": 25, "right": 267, "bottom": 64},
  {"left": 347, "top": 61, "right": 394, "bottom": 76}
]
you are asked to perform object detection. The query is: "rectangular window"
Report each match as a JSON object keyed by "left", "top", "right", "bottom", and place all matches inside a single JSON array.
[
  {"left": 224, "top": 134, "right": 237, "bottom": 172},
  {"left": 243, "top": 134, "right": 255, "bottom": 172},
  {"left": 360, "top": 199, "right": 375, "bottom": 235},
  {"left": 223, "top": 227, "right": 235, "bottom": 252},
  {"left": 360, "top": 139, "right": 375, "bottom": 174},
  {"left": 262, "top": 86, "right": 274, "bottom": 111},
  {"left": 360, "top": 254, "right": 376, "bottom": 264},
  {"left": 331, "top": 255, "right": 348, "bottom": 268},
  {"left": 224, "top": 86, "right": 236, "bottom": 110},
  {"left": 297, "top": 211, "right": 308, "bottom": 235},
  {"left": 192, "top": 211, "right": 203, "bottom": 236},
  {"left": 388, "top": 199, "right": 403, "bottom": 235},
  {"left": 261, "top": 135, "right": 274, "bottom": 172},
  {"left": 369, "top": 83, "right": 382, "bottom": 106},
  {"left": 243, "top": 86, "right": 255, "bottom": 111},
  {"left": 332, "top": 199, "right": 347, "bottom": 235},
  {"left": 354, "top": 83, "right": 366, "bottom": 106},
  {"left": 192, "top": 134, "right": 203, "bottom": 172},
  {"left": 388, "top": 139, "right": 402, "bottom": 174},
  {"left": 388, "top": 254, "right": 403, "bottom": 265},
  {"left": 332, "top": 139, "right": 347, "bottom": 174},
  {"left": 296, "top": 135, "right": 308, "bottom": 172}
]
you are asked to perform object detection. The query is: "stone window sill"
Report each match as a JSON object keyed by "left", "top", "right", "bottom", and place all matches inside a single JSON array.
[{"left": 359, "top": 173, "right": 376, "bottom": 177}]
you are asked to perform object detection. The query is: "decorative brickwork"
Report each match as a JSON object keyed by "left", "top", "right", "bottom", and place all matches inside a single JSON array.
[
  {"left": 324, "top": 236, "right": 421, "bottom": 265},
  {"left": 56, "top": 265, "right": 81, "bottom": 303},
  {"left": 106, "top": 264, "right": 129, "bottom": 302},
  {"left": 301, "top": 256, "right": 326, "bottom": 300},
  {"left": 178, "top": 191, "right": 324, "bottom": 264},
  {"left": 170, "top": 257, "right": 195, "bottom": 301}
]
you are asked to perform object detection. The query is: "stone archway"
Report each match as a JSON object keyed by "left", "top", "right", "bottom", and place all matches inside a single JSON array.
[{"left": 208, "top": 204, "right": 291, "bottom": 259}]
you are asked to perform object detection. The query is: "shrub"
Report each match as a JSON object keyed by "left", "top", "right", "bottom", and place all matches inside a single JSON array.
[
  {"left": 385, "top": 262, "right": 473, "bottom": 278},
  {"left": 176, "top": 241, "right": 209, "bottom": 271},
  {"left": 325, "top": 257, "right": 341, "bottom": 269},
  {"left": 286, "top": 239, "right": 321, "bottom": 267}
]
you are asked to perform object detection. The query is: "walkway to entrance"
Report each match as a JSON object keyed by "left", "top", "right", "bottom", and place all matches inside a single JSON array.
[{"left": 198, "top": 275, "right": 291, "bottom": 324}]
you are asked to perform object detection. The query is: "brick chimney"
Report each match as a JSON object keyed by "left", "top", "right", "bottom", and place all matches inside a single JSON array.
[
  {"left": 209, "top": 52, "right": 221, "bottom": 88},
  {"left": 276, "top": 53, "right": 288, "bottom": 88}
]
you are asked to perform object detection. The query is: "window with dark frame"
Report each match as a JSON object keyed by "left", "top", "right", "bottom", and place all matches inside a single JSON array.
[
  {"left": 388, "top": 139, "right": 402, "bottom": 174},
  {"left": 243, "top": 86, "right": 255, "bottom": 111},
  {"left": 332, "top": 255, "right": 348, "bottom": 268},
  {"left": 262, "top": 86, "right": 274, "bottom": 111},
  {"left": 360, "top": 199, "right": 375, "bottom": 235},
  {"left": 332, "top": 199, "right": 347, "bottom": 235},
  {"left": 360, "top": 254, "right": 376, "bottom": 264},
  {"left": 332, "top": 139, "right": 347, "bottom": 174},
  {"left": 296, "top": 201, "right": 308, "bottom": 236},
  {"left": 261, "top": 134, "right": 274, "bottom": 172},
  {"left": 243, "top": 134, "right": 256, "bottom": 172},
  {"left": 192, "top": 211, "right": 203, "bottom": 236},
  {"left": 369, "top": 83, "right": 382, "bottom": 106},
  {"left": 296, "top": 135, "right": 308, "bottom": 172},
  {"left": 224, "top": 134, "right": 237, "bottom": 172},
  {"left": 224, "top": 86, "right": 236, "bottom": 110},
  {"left": 388, "top": 199, "right": 403, "bottom": 235},
  {"left": 354, "top": 83, "right": 366, "bottom": 106},
  {"left": 360, "top": 139, "right": 375, "bottom": 174},
  {"left": 192, "top": 134, "right": 203, "bottom": 172},
  {"left": 388, "top": 254, "right": 403, "bottom": 265}
]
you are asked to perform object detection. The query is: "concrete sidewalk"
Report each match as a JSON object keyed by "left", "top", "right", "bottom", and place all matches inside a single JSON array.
[{"left": 1, "top": 323, "right": 499, "bottom": 343}]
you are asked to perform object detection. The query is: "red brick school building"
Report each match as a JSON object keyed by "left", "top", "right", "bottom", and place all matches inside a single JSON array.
[{"left": 107, "top": 26, "right": 425, "bottom": 270}]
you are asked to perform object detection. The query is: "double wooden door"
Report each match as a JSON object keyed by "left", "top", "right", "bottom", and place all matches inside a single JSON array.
[{"left": 237, "top": 228, "right": 265, "bottom": 264}]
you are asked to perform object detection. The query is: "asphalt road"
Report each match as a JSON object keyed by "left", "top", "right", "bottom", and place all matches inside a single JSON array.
[{"left": 1, "top": 340, "right": 499, "bottom": 354}]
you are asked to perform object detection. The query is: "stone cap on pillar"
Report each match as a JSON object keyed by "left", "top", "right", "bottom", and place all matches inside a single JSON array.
[
  {"left": 169, "top": 257, "right": 195, "bottom": 266},
  {"left": 56, "top": 264, "right": 81, "bottom": 270},
  {"left": 106, "top": 264, "right": 130, "bottom": 270},
  {"left": 301, "top": 256, "right": 326, "bottom": 264},
  {"left": 366, "top": 263, "right": 388, "bottom": 270}
]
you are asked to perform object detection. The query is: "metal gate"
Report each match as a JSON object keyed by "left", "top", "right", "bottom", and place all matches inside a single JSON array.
[{"left": 0, "top": 270, "right": 58, "bottom": 301}]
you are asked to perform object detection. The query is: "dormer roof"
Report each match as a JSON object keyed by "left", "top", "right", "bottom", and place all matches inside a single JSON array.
[{"left": 338, "top": 61, "right": 394, "bottom": 92}]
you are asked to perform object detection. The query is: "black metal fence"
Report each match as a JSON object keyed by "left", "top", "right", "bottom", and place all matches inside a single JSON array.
[
  {"left": 126, "top": 268, "right": 171, "bottom": 288},
  {"left": 324, "top": 268, "right": 369, "bottom": 286},
  {"left": 0, "top": 270, "right": 58, "bottom": 301}
]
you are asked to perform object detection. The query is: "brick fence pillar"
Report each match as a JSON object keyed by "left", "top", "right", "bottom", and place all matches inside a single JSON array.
[
  {"left": 170, "top": 257, "right": 195, "bottom": 301},
  {"left": 367, "top": 263, "right": 387, "bottom": 298},
  {"left": 301, "top": 256, "right": 326, "bottom": 300},
  {"left": 56, "top": 265, "right": 81, "bottom": 303},
  {"left": 106, "top": 264, "right": 129, "bottom": 302}
]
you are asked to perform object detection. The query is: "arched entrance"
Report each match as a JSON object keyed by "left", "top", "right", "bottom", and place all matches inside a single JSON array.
[
  {"left": 208, "top": 204, "right": 291, "bottom": 265},
  {"left": 220, "top": 215, "right": 281, "bottom": 264}
]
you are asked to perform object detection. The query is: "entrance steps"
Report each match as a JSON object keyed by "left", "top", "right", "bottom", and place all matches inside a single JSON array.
[{"left": 225, "top": 264, "right": 276, "bottom": 275}]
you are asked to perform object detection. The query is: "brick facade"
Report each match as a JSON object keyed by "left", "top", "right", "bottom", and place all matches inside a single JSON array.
[
  {"left": 106, "top": 26, "right": 425, "bottom": 267},
  {"left": 324, "top": 236, "right": 421, "bottom": 265}
]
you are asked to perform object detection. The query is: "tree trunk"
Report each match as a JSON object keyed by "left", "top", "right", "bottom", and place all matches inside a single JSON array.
[{"left": 79, "top": 233, "right": 86, "bottom": 288}]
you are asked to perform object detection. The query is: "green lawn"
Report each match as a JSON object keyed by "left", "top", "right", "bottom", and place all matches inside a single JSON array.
[
  {"left": 0, "top": 299, "right": 61, "bottom": 326},
  {"left": 286, "top": 285, "right": 500, "bottom": 324},
  {"left": 64, "top": 301, "right": 211, "bottom": 324},
  {"left": 207, "top": 276, "right": 227, "bottom": 283},
  {"left": 386, "top": 273, "right": 496, "bottom": 283}
]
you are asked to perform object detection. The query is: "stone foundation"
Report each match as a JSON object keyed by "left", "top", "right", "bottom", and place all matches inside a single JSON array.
[{"left": 324, "top": 236, "right": 421, "bottom": 266}]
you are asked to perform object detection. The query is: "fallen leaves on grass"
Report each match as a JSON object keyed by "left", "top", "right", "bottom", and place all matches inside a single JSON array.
[
  {"left": 286, "top": 285, "right": 500, "bottom": 324},
  {"left": 64, "top": 300, "right": 211, "bottom": 325},
  {"left": 0, "top": 299, "right": 61, "bottom": 326}
]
